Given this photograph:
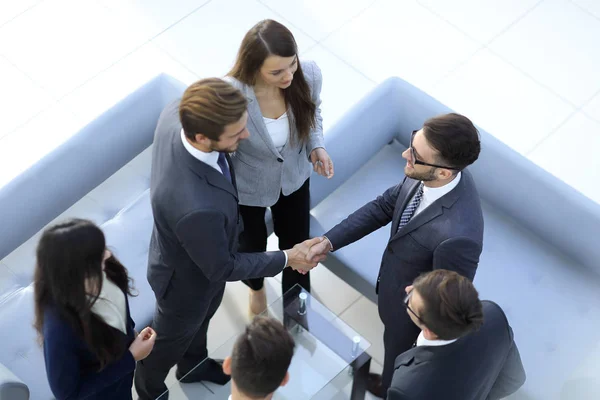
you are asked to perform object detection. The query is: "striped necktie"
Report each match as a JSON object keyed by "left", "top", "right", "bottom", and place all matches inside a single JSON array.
[{"left": 397, "top": 183, "right": 424, "bottom": 232}]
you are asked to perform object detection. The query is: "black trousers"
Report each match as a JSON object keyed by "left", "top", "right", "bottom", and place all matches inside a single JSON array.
[
  {"left": 133, "top": 286, "right": 225, "bottom": 399},
  {"left": 240, "top": 178, "right": 311, "bottom": 294},
  {"left": 380, "top": 312, "right": 421, "bottom": 396}
]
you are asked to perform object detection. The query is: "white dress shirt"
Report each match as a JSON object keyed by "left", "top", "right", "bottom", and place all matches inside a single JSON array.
[
  {"left": 416, "top": 331, "right": 457, "bottom": 347},
  {"left": 180, "top": 130, "right": 288, "bottom": 268},
  {"left": 412, "top": 172, "right": 462, "bottom": 217},
  {"left": 181, "top": 129, "right": 224, "bottom": 172}
]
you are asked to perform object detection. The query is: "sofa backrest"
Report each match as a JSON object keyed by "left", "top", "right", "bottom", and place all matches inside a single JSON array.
[
  {"left": 311, "top": 77, "right": 600, "bottom": 276},
  {"left": 0, "top": 74, "right": 186, "bottom": 261},
  {"left": 386, "top": 78, "right": 600, "bottom": 275},
  {"left": 0, "top": 74, "right": 187, "bottom": 399}
]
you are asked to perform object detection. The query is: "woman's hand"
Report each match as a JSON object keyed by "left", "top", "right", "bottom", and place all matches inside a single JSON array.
[
  {"left": 310, "top": 148, "right": 334, "bottom": 179},
  {"left": 129, "top": 327, "right": 156, "bottom": 361}
]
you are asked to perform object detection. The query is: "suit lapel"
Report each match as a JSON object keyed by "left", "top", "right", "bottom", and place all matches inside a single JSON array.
[
  {"left": 176, "top": 132, "right": 238, "bottom": 199},
  {"left": 394, "top": 344, "right": 451, "bottom": 370},
  {"left": 245, "top": 87, "right": 282, "bottom": 158},
  {"left": 391, "top": 175, "right": 464, "bottom": 242},
  {"left": 391, "top": 179, "right": 420, "bottom": 234}
]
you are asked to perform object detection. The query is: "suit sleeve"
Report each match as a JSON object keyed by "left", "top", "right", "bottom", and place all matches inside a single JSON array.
[
  {"left": 325, "top": 183, "right": 402, "bottom": 250},
  {"left": 44, "top": 326, "right": 136, "bottom": 400},
  {"left": 432, "top": 236, "right": 482, "bottom": 281},
  {"left": 486, "top": 327, "right": 526, "bottom": 400},
  {"left": 387, "top": 387, "right": 413, "bottom": 400},
  {"left": 306, "top": 61, "right": 325, "bottom": 155},
  {"left": 175, "top": 209, "right": 286, "bottom": 282}
]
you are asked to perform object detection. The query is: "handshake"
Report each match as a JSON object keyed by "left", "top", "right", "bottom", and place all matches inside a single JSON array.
[{"left": 283, "top": 236, "right": 333, "bottom": 274}]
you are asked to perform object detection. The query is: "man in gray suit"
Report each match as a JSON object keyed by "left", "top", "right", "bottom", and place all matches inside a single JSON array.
[
  {"left": 134, "top": 78, "right": 323, "bottom": 399},
  {"left": 309, "top": 113, "right": 484, "bottom": 397},
  {"left": 388, "top": 269, "right": 525, "bottom": 400}
]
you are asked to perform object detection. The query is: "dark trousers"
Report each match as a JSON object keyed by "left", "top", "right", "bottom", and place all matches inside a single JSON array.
[
  {"left": 240, "top": 178, "right": 311, "bottom": 294},
  {"left": 380, "top": 313, "right": 421, "bottom": 397},
  {"left": 134, "top": 286, "right": 225, "bottom": 400}
]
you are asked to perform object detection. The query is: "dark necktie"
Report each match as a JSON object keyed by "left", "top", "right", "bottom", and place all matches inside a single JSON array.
[
  {"left": 217, "top": 152, "right": 232, "bottom": 183},
  {"left": 397, "top": 183, "right": 424, "bottom": 232}
]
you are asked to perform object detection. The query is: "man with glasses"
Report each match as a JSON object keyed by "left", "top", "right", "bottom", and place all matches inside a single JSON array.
[
  {"left": 388, "top": 269, "right": 525, "bottom": 399},
  {"left": 307, "top": 113, "right": 484, "bottom": 397}
]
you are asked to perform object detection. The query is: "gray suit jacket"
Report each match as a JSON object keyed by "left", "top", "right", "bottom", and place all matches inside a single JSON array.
[
  {"left": 326, "top": 171, "right": 484, "bottom": 329},
  {"left": 226, "top": 60, "right": 325, "bottom": 207},
  {"left": 147, "top": 100, "right": 286, "bottom": 310},
  {"left": 388, "top": 301, "right": 526, "bottom": 400}
]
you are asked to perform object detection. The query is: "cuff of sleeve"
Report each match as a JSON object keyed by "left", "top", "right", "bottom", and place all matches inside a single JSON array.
[
  {"left": 124, "top": 350, "right": 137, "bottom": 372},
  {"left": 323, "top": 236, "right": 334, "bottom": 252},
  {"left": 283, "top": 251, "right": 288, "bottom": 269}
]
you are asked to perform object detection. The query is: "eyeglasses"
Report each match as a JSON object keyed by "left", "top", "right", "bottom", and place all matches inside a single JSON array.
[
  {"left": 403, "top": 289, "right": 425, "bottom": 324},
  {"left": 409, "top": 130, "right": 459, "bottom": 170}
]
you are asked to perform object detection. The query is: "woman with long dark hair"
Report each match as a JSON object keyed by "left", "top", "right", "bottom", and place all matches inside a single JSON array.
[
  {"left": 227, "top": 19, "right": 334, "bottom": 314},
  {"left": 34, "top": 219, "right": 156, "bottom": 399}
]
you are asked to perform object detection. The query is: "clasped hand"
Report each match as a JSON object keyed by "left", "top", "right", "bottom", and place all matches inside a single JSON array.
[{"left": 285, "top": 236, "right": 332, "bottom": 274}]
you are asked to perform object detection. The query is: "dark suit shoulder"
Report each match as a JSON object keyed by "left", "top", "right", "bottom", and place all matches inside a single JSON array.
[{"left": 480, "top": 300, "right": 512, "bottom": 337}]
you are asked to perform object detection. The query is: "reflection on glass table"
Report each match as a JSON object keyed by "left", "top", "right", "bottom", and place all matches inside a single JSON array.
[{"left": 159, "top": 284, "right": 372, "bottom": 399}]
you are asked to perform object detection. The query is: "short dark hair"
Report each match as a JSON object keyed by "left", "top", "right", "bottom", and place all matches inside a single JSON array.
[
  {"left": 179, "top": 78, "right": 248, "bottom": 142},
  {"left": 422, "top": 113, "right": 481, "bottom": 171},
  {"left": 231, "top": 317, "right": 295, "bottom": 398},
  {"left": 413, "top": 270, "right": 483, "bottom": 340}
]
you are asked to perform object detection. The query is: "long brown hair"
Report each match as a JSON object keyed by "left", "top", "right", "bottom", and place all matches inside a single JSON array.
[
  {"left": 228, "top": 19, "right": 316, "bottom": 145},
  {"left": 33, "top": 219, "right": 136, "bottom": 370}
]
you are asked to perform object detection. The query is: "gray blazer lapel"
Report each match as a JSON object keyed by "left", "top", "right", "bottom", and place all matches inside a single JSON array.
[{"left": 244, "top": 87, "right": 282, "bottom": 159}]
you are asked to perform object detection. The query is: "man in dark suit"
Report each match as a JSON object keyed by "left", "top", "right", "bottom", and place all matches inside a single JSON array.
[
  {"left": 388, "top": 269, "right": 526, "bottom": 400},
  {"left": 134, "top": 78, "right": 323, "bottom": 399},
  {"left": 308, "top": 113, "right": 484, "bottom": 397}
]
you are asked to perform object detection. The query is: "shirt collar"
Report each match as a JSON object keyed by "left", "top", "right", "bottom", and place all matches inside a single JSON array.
[
  {"left": 422, "top": 171, "right": 461, "bottom": 200},
  {"left": 180, "top": 129, "right": 220, "bottom": 167},
  {"left": 416, "top": 330, "right": 458, "bottom": 347}
]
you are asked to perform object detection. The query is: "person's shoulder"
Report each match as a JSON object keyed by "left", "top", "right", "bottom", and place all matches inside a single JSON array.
[
  {"left": 482, "top": 300, "right": 509, "bottom": 324},
  {"left": 42, "top": 306, "right": 77, "bottom": 342},
  {"left": 222, "top": 75, "right": 246, "bottom": 91},
  {"left": 300, "top": 60, "right": 322, "bottom": 82}
]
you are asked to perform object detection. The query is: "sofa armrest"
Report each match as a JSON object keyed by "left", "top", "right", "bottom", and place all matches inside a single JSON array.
[
  {"left": 0, "top": 363, "right": 29, "bottom": 400},
  {"left": 310, "top": 78, "right": 405, "bottom": 208}
]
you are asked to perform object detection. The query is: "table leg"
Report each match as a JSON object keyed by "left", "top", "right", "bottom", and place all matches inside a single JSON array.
[{"left": 350, "top": 353, "right": 371, "bottom": 400}]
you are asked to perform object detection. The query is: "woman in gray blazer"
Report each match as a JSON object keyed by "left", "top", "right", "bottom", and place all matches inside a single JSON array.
[{"left": 227, "top": 19, "right": 333, "bottom": 314}]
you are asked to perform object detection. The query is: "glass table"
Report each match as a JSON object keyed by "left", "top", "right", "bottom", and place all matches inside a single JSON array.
[{"left": 159, "top": 284, "right": 372, "bottom": 399}]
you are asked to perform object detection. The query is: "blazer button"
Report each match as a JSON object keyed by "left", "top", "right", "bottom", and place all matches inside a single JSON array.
[{"left": 277, "top": 158, "right": 283, "bottom": 162}]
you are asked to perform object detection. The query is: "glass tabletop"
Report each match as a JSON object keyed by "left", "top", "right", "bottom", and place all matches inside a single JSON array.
[{"left": 160, "top": 284, "right": 371, "bottom": 399}]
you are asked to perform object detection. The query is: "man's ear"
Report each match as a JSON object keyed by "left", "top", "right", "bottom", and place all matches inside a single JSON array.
[
  {"left": 194, "top": 132, "right": 210, "bottom": 145},
  {"left": 422, "top": 326, "right": 438, "bottom": 340},
  {"left": 222, "top": 356, "right": 232, "bottom": 376},
  {"left": 280, "top": 371, "right": 290, "bottom": 387},
  {"left": 438, "top": 167, "right": 454, "bottom": 180}
]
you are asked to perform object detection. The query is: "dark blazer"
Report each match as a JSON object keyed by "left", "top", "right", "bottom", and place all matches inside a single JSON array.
[
  {"left": 147, "top": 100, "right": 286, "bottom": 309},
  {"left": 42, "top": 297, "right": 136, "bottom": 400},
  {"left": 325, "top": 171, "right": 484, "bottom": 386},
  {"left": 388, "top": 301, "right": 526, "bottom": 400},
  {"left": 326, "top": 171, "right": 483, "bottom": 327}
]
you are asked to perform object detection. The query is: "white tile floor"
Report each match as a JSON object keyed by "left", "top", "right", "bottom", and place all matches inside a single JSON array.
[{"left": 1, "top": 0, "right": 600, "bottom": 398}]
